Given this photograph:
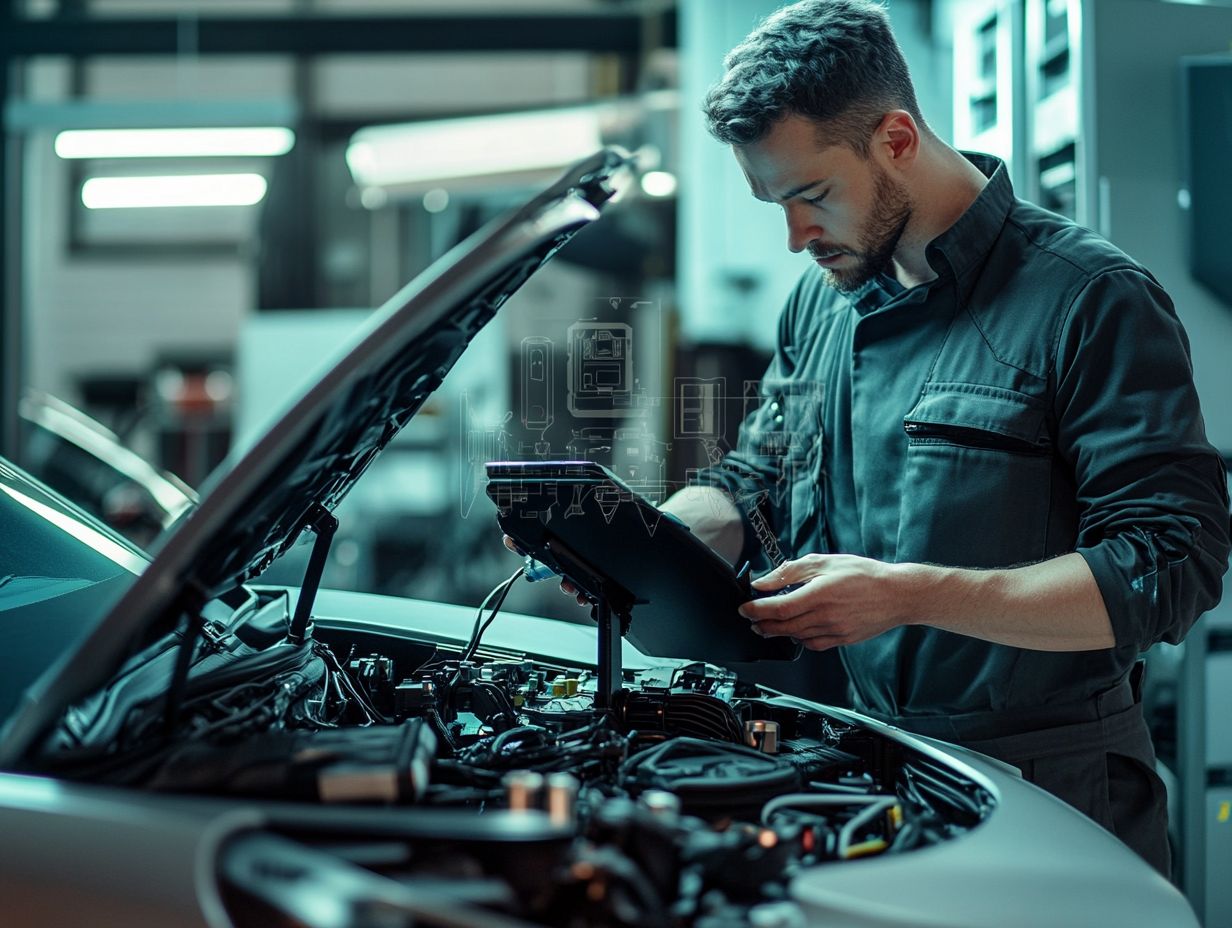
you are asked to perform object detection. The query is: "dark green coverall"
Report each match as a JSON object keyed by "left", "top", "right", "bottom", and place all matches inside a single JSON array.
[{"left": 700, "top": 154, "right": 1232, "bottom": 875}]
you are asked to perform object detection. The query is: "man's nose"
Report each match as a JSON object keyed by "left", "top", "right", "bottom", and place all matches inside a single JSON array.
[{"left": 785, "top": 208, "right": 820, "bottom": 254}]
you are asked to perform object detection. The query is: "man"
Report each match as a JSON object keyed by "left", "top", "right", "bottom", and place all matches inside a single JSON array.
[{"left": 654, "top": 0, "right": 1230, "bottom": 876}]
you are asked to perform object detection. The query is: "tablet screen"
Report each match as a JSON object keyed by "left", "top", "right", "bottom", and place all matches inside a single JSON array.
[{"left": 486, "top": 460, "right": 798, "bottom": 663}]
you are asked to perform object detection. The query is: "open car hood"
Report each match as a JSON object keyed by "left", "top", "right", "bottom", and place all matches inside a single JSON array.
[{"left": 0, "top": 148, "right": 635, "bottom": 766}]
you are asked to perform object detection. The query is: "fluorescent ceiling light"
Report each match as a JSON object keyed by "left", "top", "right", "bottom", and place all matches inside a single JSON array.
[
  {"left": 81, "top": 173, "right": 269, "bottom": 209},
  {"left": 55, "top": 127, "right": 295, "bottom": 159},
  {"left": 5, "top": 99, "right": 298, "bottom": 133},
  {"left": 346, "top": 107, "right": 602, "bottom": 189}
]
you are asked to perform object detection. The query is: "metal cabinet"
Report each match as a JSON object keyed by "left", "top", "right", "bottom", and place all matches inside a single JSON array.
[
  {"left": 1182, "top": 598, "right": 1232, "bottom": 927},
  {"left": 952, "top": 0, "right": 1027, "bottom": 189},
  {"left": 1023, "top": 0, "right": 1081, "bottom": 218},
  {"left": 952, "top": 4, "right": 1232, "bottom": 917},
  {"left": 1026, "top": 0, "right": 1232, "bottom": 452}
]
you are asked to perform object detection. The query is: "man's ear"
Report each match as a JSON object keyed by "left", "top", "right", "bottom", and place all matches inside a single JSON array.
[{"left": 876, "top": 111, "right": 920, "bottom": 169}]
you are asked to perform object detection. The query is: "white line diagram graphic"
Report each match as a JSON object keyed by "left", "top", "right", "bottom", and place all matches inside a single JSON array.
[
  {"left": 520, "top": 335, "right": 554, "bottom": 433},
  {"left": 458, "top": 391, "right": 512, "bottom": 519},
  {"left": 566, "top": 321, "right": 640, "bottom": 418}
]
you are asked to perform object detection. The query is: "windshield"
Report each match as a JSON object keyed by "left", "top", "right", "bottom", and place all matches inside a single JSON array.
[{"left": 0, "top": 460, "right": 146, "bottom": 725}]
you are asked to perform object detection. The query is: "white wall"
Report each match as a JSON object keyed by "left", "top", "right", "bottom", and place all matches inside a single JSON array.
[{"left": 20, "top": 58, "right": 275, "bottom": 406}]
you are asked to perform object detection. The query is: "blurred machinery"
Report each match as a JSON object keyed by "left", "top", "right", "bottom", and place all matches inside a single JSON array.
[
  {"left": 951, "top": 3, "right": 1232, "bottom": 916},
  {"left": 1177, "top": 460, "right": 1232, "bottom": 926},
  {"left": 236, "top": 309, "right": 494, "bottom": 602},
  {"left": 149, "top": 354, "right": 234, "bottom": 489}
]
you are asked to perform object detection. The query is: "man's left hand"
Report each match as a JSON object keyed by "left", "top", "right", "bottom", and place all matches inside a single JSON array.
[{"left": 738, "top": 554, "right": 911, "bottom": 651}]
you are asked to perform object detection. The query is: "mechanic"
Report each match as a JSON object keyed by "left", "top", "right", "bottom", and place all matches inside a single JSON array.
[{"left": 652, "top": 0, "right": 1230, "bottom": 877}]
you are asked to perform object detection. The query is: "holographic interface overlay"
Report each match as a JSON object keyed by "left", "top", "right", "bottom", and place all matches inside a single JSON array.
[{"left": 460, "top": 296, "right": 823, "bottom": 565}]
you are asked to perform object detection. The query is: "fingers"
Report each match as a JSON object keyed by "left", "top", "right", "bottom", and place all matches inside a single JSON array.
[
  {"left": 750, "top": 553, "right": 827, "bottom": 590},
  {"left": 741, "top": 586, "right": 846, "bottom": 640},
  {"left": 742, "top": 553, "right": 897, "bottom": 649},
  {"left": 502, "top": 534, "right": 524, "bottom": 555},
  {"left": 798, "top": 635, "right": 844, "bottom": 652},
  {"left": 559, "top": 579, "right": 587, "bottom": 606},
  {"left": 752, "top": 615, "right": 827, "bottom": 638},
  {"left": 750, "top": 625, "right": 842, "bottom": 651},
  {"left": 752, "top": 615, "right": 846, "bottom": 643},
  {"left": 738, "top": 584, "right": 813, "bottom": 623}
]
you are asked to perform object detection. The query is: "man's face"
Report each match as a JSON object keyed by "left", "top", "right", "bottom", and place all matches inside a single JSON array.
[{"left": 733, "top": 114, "right": 913, "bottom": 293}]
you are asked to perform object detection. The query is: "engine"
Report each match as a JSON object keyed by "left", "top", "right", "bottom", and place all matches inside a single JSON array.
[{"left": 32, "top": 602, "right": 994, "bottom": 928}]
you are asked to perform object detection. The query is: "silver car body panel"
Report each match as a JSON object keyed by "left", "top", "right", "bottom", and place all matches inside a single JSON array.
[{"left": 0, "top": 583, "right": 1199, "bottom": 928}]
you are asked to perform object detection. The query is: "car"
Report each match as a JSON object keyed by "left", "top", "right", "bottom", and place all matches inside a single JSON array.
[
  {"left": 0, "top": 149, "right": 1199, "bottom": 928},
  {"left": 19, "top": 387, "right": 196, "bottom": 547}
]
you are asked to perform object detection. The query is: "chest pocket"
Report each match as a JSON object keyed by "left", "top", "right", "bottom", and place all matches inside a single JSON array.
[{"left": 897, "top": 385, "right": 1053, "bottom": 568}]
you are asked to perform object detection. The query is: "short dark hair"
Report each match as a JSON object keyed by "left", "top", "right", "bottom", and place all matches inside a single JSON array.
[{"left": 703, "top": 0, "right": 928, "bottom": 155}]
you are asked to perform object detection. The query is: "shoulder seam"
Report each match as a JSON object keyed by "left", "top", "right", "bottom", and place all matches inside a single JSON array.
[
  {"left": 1003, "top": 212, "right": 1143, "bottom": 281},
  {"left": 1048, "top": 266, "right": 1159, "bottom": 380}
]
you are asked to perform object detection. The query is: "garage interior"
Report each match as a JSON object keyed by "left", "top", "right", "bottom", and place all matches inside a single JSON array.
[{"left": 2, "top": 1, "right": 1231, "bottom": 925}]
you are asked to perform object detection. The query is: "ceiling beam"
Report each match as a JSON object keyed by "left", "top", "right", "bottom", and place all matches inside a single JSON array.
[{"left": 1, "top": 10, "right": 677, "bottom": 57}]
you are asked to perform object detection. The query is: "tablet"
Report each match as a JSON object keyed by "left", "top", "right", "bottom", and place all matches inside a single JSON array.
[{"left": 485, "top": 460, "right": 799, "bottom": 663}]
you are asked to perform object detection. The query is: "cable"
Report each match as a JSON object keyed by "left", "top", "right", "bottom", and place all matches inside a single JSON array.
[
  {"left": 464, "top": 578, "right": 509, "bottom": 649},
  {"left": 314, "top": 640, "right": 388, "bottom": 726},
  {"left": 901, "top": 761, "right": 984, "bottom": 819},
  {"left": 762, "top": 793, "right": 901, "bottom": 858},
  {"left": 463, "top": 568, "right": 525, "bottom": 662},
  {"left": 805, "top": 779, "right": 876, "bottom": 794},
  {"left": 838, "top": 798, "right": 898, "bottom": 859},
  {"left": 760, "top": 791, "right": 890, "bottom": 825},
  {"left": 443, "top": 716, "right": 628, "bottom": 785},
  {"left": 889, "top": 819, "right": 921, "bottom": 852},
  {"left": 488, "top": 725, "right": 548, "bottom": 757}
]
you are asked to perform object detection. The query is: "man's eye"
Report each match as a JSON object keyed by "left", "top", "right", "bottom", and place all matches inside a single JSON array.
[{"left": 803, "top": 191, "right": 829, "bottom": 206}]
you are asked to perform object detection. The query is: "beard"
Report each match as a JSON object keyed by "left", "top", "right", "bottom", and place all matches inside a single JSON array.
[{"left": 810, "top": 165, "right": 913, "bottom": 294}]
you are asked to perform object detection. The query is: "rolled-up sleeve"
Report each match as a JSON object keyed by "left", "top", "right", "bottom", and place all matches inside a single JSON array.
[{"left": 1055, "top": 268, "right": 1231, "bottom": 648}]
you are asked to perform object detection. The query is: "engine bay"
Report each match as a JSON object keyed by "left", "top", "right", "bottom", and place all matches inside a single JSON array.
[{"left": 31, "top": 586, "right": 995, "bottom": 928}]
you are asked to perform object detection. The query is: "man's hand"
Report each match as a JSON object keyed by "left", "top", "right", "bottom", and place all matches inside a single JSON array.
[
  {"left": 739, "top": 554, "right": 911, "bottom": 651},
  {"left": 738, "top": 551, "right": 1117, "bottom": 653}
]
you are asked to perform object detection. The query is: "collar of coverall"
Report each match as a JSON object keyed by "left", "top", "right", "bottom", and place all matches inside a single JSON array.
[{"left": 922, "top": 152, "right": 1015, "bottom": 305}]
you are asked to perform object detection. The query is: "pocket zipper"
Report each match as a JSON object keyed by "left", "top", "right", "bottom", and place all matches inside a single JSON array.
[{"left": 903, "top": 420, "right": 1049, "bottom": 456}]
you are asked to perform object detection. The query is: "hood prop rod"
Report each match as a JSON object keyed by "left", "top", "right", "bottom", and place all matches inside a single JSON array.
[
  {"left": 162, "top": 581, "right": 208, "bottom": 735},
  {"left": 287, "top": 503, "right": 339, "bottom": 646}
]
